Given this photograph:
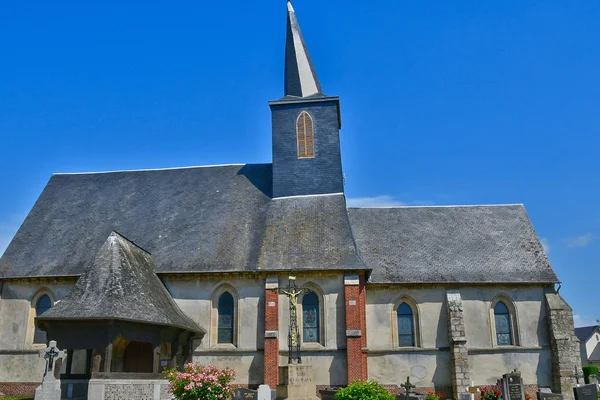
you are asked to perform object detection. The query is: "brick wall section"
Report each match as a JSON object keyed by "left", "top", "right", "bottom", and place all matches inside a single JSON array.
[
  {"left": 344, "top": 273, "right": 368, "bottom": 383},
  {"left": 545, "top": 292, "right": 581, "bottom": 400},
  {"left": 264, "top": 277, "right": 279, "bottom": 388},
  {"left": 446, "top": 290, "right": 470, "bottom": 400},
  {"left": 0, "top": 382, "right": 38, "bottom": 397}
]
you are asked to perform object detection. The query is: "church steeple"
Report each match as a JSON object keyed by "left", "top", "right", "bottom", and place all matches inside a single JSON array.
[
  {"left": 284, "top": 0, "right": 323, "bottom": 98},
  {"left": 270, "top": 1, "right": 343, "bottom": 198}
]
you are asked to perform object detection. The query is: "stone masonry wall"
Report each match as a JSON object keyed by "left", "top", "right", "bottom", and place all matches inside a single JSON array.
[
  {"left": 545, "top": 292, "right": 581, "bottom": 400},
  {"left": 447, "top": 290, "right": 470, "bottom": 400}
]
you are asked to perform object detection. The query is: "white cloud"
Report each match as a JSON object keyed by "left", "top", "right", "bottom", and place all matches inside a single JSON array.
[
  {"left": 565, "top": 233, "right": 595, "bottom": 249},
  {"left": 540, "top": 238, "right": 551, "bottom": 254},
  {"left": 346, "top": 196, "right": 406, "bottom": 208},
  {"left": 574, "top": 314, "right": 599, "bottom": 328}
]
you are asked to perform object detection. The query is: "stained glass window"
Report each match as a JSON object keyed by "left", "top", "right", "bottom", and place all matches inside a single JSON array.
[
  {"left": 397, "top": 303, "right": 415, "bottom": 347},
  {"left": 297, "top": 111, "right": 315, "bottom": 158},
  {"left": 218, "top": 292, "right": 234, "bottom": 344},
  {"left": 34, "top": 295, "right": 52, "bottom": 344},
  {"left": 302, "top": 291, "right": 319, "bottom": 343},
  {"left": 494, "top": 302, "right": 512, "bottom": 346}
]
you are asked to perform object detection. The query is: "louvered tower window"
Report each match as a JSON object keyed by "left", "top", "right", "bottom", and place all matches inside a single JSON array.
[
  {"left": 218, "top": 292, "right": 234, "bottom": 344},
  {"left": 397, "top": 303, "right": 415, "bottom": 347},
  {"left": 296, "top": 111, "right": 314, "bottom": 158},
  {"left": 494, "top": 302, "right": 513, "bottom": 346}
]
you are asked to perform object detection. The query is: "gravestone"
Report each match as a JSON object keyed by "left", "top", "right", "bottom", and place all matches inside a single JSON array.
[
  {"left": 34, "top": 341, "right": 67, "bottom": 400},
  {"left": 573, "top": 384, "right": 598, "bottom": 400},
  {"left": 502, "top": 370, "right": 525, "bottom": 400},
  {"left": 257, "top": 385, "right": 273, "bottom": 400},
  {"left": 276, "top": 364, "right": 318, "bottom": 400},
  {"left": 233, "top": 387, "right": 257, "bottom": 400},
  {"left": 537, "top": 391, "right": 564, "bottom": 400}
]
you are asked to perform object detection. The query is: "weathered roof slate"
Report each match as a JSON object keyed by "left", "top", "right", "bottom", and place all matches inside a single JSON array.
[
  {"left": 37, "top": 232, "right": 204, "bottom": 333},
  {"left": 0, "top": 165, "right": 559, "bottom": 284},
  {"left": 0, "top": 164, "right": 364, "bottom": 278},
  {"left": 348, "top": 205, "right": 558, "bottom": 284}
]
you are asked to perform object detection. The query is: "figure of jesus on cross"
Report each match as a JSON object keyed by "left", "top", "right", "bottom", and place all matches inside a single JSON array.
[
  {"left": 39, "top": 341, "right": 67, "bottom": 378},
  {"left": 279, "top": 271, "right": 310, "bottom": 364}
]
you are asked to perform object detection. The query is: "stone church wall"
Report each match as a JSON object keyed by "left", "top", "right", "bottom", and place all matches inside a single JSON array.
[
  {"left": 0, "top": 280, "right": 75, "bottom": 389},
  {"left": 366, "top": 284, "right": 553, "bottom": 391},
  {"left": 164, "top": 275, "right": 266, "bottom": 385}
]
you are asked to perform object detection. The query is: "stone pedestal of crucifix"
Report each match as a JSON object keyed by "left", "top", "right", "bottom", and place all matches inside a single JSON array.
[
  {"left": 34, "top": 340, "right": 67, "bottom": 400},
  {"left": 275, "top": 272, "right": 318, "bottom": 400}
]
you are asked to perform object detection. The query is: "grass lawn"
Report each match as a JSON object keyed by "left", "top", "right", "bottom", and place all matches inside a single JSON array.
[{"left": 1, "top": 397, "right": 34, "bottom": 400}]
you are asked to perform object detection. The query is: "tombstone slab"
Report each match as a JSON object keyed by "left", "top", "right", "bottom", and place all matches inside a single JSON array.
[
  {"left": 233, "top": 387, "right": 258, "bottom": 400},
  {"left": 537, "top": 391, "right": 564, "bottom": 400},
  {"left": 573, "top": 384, "right": 598, "bottom": 400},
  {"left": 258, "top": 385, "right": 274, "bottom": 400},
  {"left": 502, "top": 370, "right": 525, "bottom": 400},
  {"left": 276, "top": 364, "right": 318, "bottom": 400}
]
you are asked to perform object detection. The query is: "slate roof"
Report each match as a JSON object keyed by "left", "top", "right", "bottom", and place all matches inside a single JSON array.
[
  {"left": 37, "top": 232, "right": 204, "bottom": 333},
  {"left": 284, "top": 0, "right": 323, "bottom": 98},
  {"left": 0, "top": 164, "right": 363, "bottom": 278},
  {"left": 348, "top": 205, "right": 558, "bottom": 284},
  {"left": 575, "top": 326, "right": 600, "bottom": 342}
]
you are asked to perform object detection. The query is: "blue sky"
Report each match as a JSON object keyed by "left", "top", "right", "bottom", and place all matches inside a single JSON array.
[{"left": 0, "top": 0, "right": 598, "bottom": 326}]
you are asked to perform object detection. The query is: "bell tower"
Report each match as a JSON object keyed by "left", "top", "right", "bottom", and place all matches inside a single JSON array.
[{"left": 269, "top": 1, "right": 344, "bottom": 198}]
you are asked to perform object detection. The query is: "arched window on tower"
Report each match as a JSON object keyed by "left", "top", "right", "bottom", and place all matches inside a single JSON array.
[
  {"left": 34, "top": 295, "right": 52, "bottom": 344},
  {"left": 494, "top": 301, "right": 513, "bottom": 346},
  {"left": 397, "top": 303, "right": 415, "bottom": 347},
  {"left": 217, "top": 292, "right": 234, "bottom": 344},
  {"left": 302, "top": 291, "right": 320, "bottom": 343},
  {"left": 296, "top": 111, "right": 314, "bottom": 158}
]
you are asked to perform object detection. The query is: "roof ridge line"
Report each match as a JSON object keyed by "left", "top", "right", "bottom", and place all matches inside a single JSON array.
[
  {"left": 272, "top": 192, "right": 344, "bottom": 201},
  {"left": 348, "top": 203, "right": 525, "bottom": 209},
  {"left": 52, "top": 163, "right": 249, "bottom": 176}
]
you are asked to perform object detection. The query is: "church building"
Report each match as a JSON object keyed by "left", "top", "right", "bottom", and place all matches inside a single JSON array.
[{"left": 0, "top": 2, "right": 581, "bottom": 399}]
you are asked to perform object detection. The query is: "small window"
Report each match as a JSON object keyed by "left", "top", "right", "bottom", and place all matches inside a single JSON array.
[
  {"left": 494, "top": 302, "right": 513, "bottom": 346},
  {"left": 34, "top": 295, "right": 52, "bottom": 344},
  {"left": 297, "top": 111, "right": 314, "bottom": 158},
  {"left": 397, "top": 303, "right": 415, "bottom": 347},
  {"left": 217, "top": 292, "right": 234, "bottom": 344},
  {"left": 302, "top": 291, "right": 320, "bottom": 343}
]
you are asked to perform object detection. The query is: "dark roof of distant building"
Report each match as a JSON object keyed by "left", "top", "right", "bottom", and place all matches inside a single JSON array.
[
  {"left": 37, "top": 232, "right": 204, "bottom": 333},
  {"left": 575, "top": 326, "right": 600, "bottom": 342},
  {"left": 0, "top": 164, "right": 559, "bottom": 284}
]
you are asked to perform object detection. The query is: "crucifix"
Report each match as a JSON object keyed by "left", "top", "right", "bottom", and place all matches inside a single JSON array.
[
  {"left": 39, "top": 340, "right": 67, "bottom": 378},
  {"left": 401, "top": 376, "right": 416, "bottom": 399},
  {"left": 278, "top": 271, "right": 310, "bottom": 364}
]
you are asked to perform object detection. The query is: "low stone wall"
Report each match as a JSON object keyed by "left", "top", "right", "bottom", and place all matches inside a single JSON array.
[{"left": 87, "top": 378, "right": 172, "bottom": 400}]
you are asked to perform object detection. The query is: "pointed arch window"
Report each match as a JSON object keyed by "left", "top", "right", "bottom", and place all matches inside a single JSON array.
[
  {"left": 297, "top": 111, "right": 314, "bottom": 158},
  {"left": 397, "top": 303, "right": 415, "bottom": 347},
  {"left": 494, "top": 302, "right": 513, "bottom": 346},
  {"left": 217, "top": 292, "right": 234, "bottom": 344},
  {"left": 302, "top": 291, "right": 320, "bottom": 343},
  {"left": 34, "top": 294, "right": 52, "bottom": 344}
]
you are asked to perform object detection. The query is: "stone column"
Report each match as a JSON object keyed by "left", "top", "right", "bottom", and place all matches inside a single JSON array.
[
  {"left": 446, "top": 290, "right": 470, "bottom": 400},
  {"left": 545, "top": 292, "right": 581, "bottom": 400},
  {"left": 344, "top": 273, "right": 368, "bottom": 383},
  {"left": 264, "top": 276, "right": 280, "bottom": 388}
]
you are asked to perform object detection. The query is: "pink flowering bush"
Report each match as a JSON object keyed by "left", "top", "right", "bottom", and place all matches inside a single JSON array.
[{"left": 164, "top": 363, "right": 235, "bottom": 400}]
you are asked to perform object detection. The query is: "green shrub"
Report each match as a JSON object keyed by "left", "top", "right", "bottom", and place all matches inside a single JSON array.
[
  {"left": 582, "top": 366, "right": 599, "bottom": 384},
  {"left": 334, "top": 380, "right": 395, "bottom": 400}
]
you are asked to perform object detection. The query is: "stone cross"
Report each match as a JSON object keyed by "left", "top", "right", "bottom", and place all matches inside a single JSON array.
[
  {"left": 401, "top": 376, "right": 416, "bottom": 399},
  {"left": 278, "top": 271, "right": 309, "bottom": 364},
  {"left": 573, "top": 367, "right": 584, "bottom": 385},
  {"left": 39, "top": 341, "right": 67, "bottom": 377}
]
